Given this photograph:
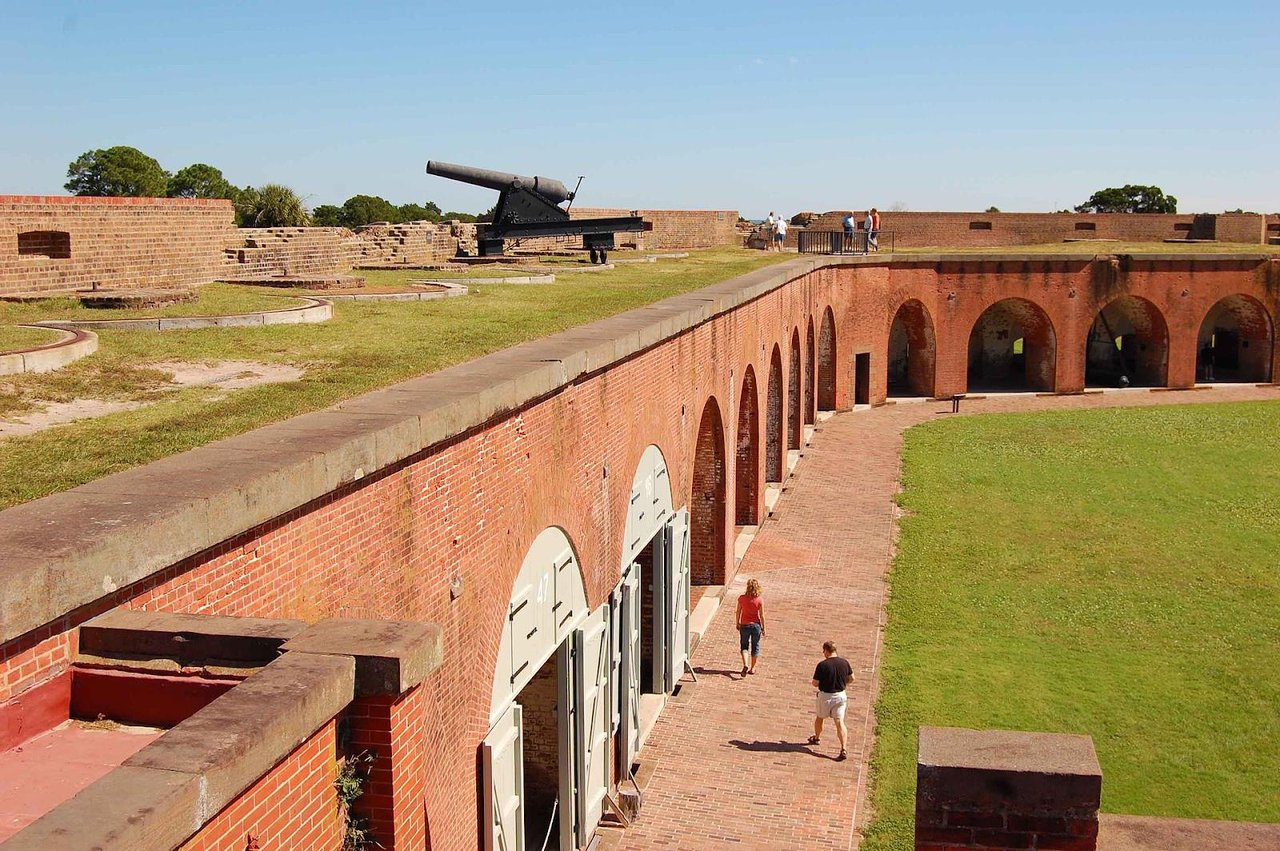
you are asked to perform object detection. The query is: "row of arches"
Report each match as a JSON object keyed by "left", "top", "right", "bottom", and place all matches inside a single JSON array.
[
  {"left": 890, "top": 293, "right": 1275, "bottom": 395},
  {"left": 692, "top": 309, "right": 838, "bottom": 586}
]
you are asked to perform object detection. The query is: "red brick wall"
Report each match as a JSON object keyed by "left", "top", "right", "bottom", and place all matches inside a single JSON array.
[
  {"left": 222, "top": 227, "right": 353, "bottom": 280},
  {"left": 0, "top": 195, "right": 235, "bottom": 296},
  {"left": 348, "top": 686, "right": 430, "bottom": 851},
  {"left": 572, "top": 208, "right": 740, "bottom": 250},
  {"left": 734, "top": 366, "right": 761, "bottom": 526},
  {"left": 765, "top": 348, "right": 784, "bottom": 482},
  {"left": 794, "top": 210, "right": 1270, "bottom": 248},
  {"left": 0, "top": 256, "right": 1276, "bottom": 849},
  {"left": 179, "top": 718, "right": 342, "bottom": 851}
]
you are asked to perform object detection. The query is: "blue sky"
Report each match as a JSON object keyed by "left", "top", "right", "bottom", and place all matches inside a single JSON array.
[{"left": 2, "top": 1, "right": 1277, "bottom": 218}]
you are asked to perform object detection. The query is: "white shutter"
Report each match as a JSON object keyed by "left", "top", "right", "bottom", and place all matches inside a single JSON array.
[
  {"left": 620, "top": 563, "right": 642, "bottom": 767},
  {"left": 574, "top": 606, "right": 611, "bottom": 843},
  {"left": 482, "top": 703, "right": 524, "bottom": 851},
  {"left": 667, "top": 509, "right": 692, "bottom": 686}
]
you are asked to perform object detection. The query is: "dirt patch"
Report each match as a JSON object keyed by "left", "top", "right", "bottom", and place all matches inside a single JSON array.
[{"left": 0, "top": 360, "right": 304, "bottom": 439}]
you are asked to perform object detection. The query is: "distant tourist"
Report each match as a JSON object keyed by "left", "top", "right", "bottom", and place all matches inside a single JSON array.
[
  {"left": 842, "top": 212, "right": 856, "bottom": 252},
  {"left": 775, "top": 215, "right": 788, "bottom": 251},
  {"left": 736, "top": 578, "right": 766, "bottom": 676},
  {"left": 765, "top": 211, "right": 778, "bottom": 251},
  {"left": 808, "top": 640, "right": 853, "bottom": 760},
  {"left": 866, "top": 208, "right": 881, "bottom": 252}
]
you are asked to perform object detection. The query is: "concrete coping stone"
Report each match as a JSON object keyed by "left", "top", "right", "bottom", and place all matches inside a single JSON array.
[
  {"left": 78, "top": 609, "right": 307, "bottom": 667},
  {"left": 0, "top": 252, "right": 1266, "bottom": 647},
  {"left": 5, "top": 651, "right": 355, "bottom": 851},
  {"left": 283, "top": 618, "right": 444, "bottom": 696},
  {"left": 31, "top": 296, "right": 332, "bottom": 331},
  {"left": 0, "top": 324, "right": 97, "bottom": 376},
  {"left": 918, "top": 725, "right": 1101, "bottom": 778}
]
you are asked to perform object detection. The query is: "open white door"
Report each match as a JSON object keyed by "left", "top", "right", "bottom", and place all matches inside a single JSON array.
[
  {"left": 574, "top": 605, "right": 611, "bottom": 845},
  {"left": 482, "top": 703, "right": 524, "bottom": 851},
  {"left": 665, "top": 508, "right": 692, "bottom": 689},
  {"left": 650, "top": 537, "right": 668, "bottom": 693},
  {"left": 619, "top": 563, "right": 642, "bottom": 769}
]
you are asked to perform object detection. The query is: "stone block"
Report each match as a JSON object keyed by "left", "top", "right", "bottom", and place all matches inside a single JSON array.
[{"left": 283, "top": 618, "right": 444, "bottom": 696}]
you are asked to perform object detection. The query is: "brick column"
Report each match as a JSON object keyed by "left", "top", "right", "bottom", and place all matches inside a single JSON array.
[{"left": 915, "top": 726, "right": 1102, "bottom": 851}]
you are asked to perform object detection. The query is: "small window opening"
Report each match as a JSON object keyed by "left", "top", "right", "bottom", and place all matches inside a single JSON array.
[
  {"left": 1075, "top": 222, "right": 1097, "bottom": 231},
  {"left": 17, "top": 231, "right": 71, "bottom": 259},
  {"left": 1266, "top": 223, "right": 1280, "bottom": 233},
  {"left": 1173, "top": 223, "right": 1193, "bottom": 232},
  {"left": 969, "top": 221, "right": 993, "bottom": 230}
]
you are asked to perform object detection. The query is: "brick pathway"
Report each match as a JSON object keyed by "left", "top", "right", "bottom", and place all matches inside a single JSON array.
[{"left": 615, "top": 384, "right": 1280, "bottom": 851}]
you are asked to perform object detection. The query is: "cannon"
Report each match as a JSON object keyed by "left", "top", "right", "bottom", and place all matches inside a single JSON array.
[{"left": 426, "top": 160, "right": 645, "bottom": 263}]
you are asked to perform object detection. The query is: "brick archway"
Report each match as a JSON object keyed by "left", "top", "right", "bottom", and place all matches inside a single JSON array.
[
  {"left": 817, "top": 307, "right": 837, "bottom": 411},
  {"left": 804, "top": 318, "right": 816, "bottom": 424},
  {"left": 735, "top": 366, "right": 761, "bottom": 527},
  {"left": 888, "top": 299, "right": 937, "bottom": 397},
  {"left": 788, "top": 329, "right": 802, "bottom": 450},
  {"left": 1086, "top": 295, "right": 1169, "bottom": 388},
  {"left": 691, "top": 398, "right": 727, "bottom": 585},
  {"left": 766, "top": 346, "right": 784, "bottom": 483},
  {"left": 966, "top": 298, "right": 1057, "bottom": 392},
  {"left": 1196, "top": 294, "right": 1274, "bottom": 383}
]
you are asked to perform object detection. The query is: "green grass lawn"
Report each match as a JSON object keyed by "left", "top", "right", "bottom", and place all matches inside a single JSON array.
[
  {"left": 0, "top": 325, "right": 63, "bottom": 352},
  {"left": 0, "top": 284, "right": 297, "bottom": 322},
  {"left": 0, "top": 248, "right": 786, "bottom": 508},
  {"left": 862, "top": 401, "right": 1280, "bottom": 850}
]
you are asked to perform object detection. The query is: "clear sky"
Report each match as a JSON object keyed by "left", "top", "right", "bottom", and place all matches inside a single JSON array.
[{"left": 2, "top": 1, "right": 1277, "bottom": 218}]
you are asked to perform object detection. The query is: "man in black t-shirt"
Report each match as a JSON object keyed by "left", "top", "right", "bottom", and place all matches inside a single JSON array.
[{"left": 808, "top": 640, "right": 853, "bottom": 760}]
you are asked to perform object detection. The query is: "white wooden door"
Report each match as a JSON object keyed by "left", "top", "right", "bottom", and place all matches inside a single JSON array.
[
  {"left": 620, "top": 563, "right": 642, "bottom": 768},
  {"left": 650, "top": 537, "right": 668, "bottom": 694},
  {"left": 574, "top": 606, "right": 611, "bottom": 844},
  {"left": 666, "top": 509, "right": 692, "bottom": 688},
  {"left": 482, "top": 703, "right": 524, "bottom": 851}
]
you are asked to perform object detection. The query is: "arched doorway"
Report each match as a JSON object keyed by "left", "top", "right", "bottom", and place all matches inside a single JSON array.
[
  {"left": 818, "top": 307, "right": 837, "bottom": 411},
  {"left": 888, "top": 300, "right": 937, "bottom": 397},
  {"left": 691, "top": 398, "right": 727, "bottom": 585},
  {"left": 805, "top": 318, "right": 816, "bottom": 424},
  {"left": 788, "top": 330, "right": 801, "bottom": 450},
  {"left": 735, "top": 366, "right": 760, "bottom": 527},
  {"left": 766, "top": 346, "right": 784, "bottom": 483},
  {"left": 966, "top": 298, "right": 1057, "bottom": 392},
  {"left": 484, "top": 527, "right": 589, "bottom": 851},
  {"left": 1086, "top": 296, "right": 1169, "bottom": 387},
  {"left": 1197, "top": 295, "right": 1274, "bottom": 383}
]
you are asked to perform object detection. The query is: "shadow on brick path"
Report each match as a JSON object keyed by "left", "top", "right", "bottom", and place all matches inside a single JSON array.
[{"left": 613, "top": 385, "right": 1280, "bottom": 851}]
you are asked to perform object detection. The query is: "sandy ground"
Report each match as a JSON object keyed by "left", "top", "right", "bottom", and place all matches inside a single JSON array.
[{"left": 0, "top": 360, "right": 304, "bottom": 439}]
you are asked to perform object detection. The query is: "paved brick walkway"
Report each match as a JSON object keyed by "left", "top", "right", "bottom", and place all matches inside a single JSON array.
[{"left": 615, "top": 384, "right": 1280, "bottom": 851}]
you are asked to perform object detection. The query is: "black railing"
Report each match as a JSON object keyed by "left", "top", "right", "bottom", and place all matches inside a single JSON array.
[{"left": 796, "top": 230, "right": 894, "bottom": 255}]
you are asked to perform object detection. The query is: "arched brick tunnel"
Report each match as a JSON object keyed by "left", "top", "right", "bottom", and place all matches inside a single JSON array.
[
  {"left": 967, "top": 297, "right": 1057, "bottom": 392},
  {"left": 888, "top": 299, "right": 937, "bottom": 397},
  {"left": 766, "top": 346, "right": 784, "bottom": 482},
  {"left": 735, "top": 366, "right": 760, "bottom": 526},
  {"left": 1197, "top": 294, "right": 1274, "bottom": 383},
  {"left": 691, "top": 398, "right": 727, "bottom": 585},
  {"left": 1086, "top": 295, "right": 1169, "bottom": 387}
]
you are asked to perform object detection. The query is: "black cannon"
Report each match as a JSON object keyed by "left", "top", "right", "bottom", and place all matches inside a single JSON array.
[{"left": 426, "top": 160, "right": 645, "bottom": 263}]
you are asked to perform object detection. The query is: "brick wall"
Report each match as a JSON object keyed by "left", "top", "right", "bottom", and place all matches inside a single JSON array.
[
  {"left": 222, "top": 227, "right": 354, "bottom": 280},
  {"left": 0, "top": 255, "right": 1276, "bottom": 848},
  {"left": 791, "top": 210, "right": 1271, "bottom": 248},
  {"left": 179, "top": 718, "right": 342, "bottom": 851},
  {"left": 734, "top": 366, "right": 760, "bottom": 526},
  {"left": 765, "top": 349, "right": 784, "bottom": 482},
  {"left": 347, "top": 221, "right": 461, "bottom": 268},
  {"left": 0, "top": 195, "right": 235, "bottom": 296},
  {"left": 572, "top": 208, "right": 740, "bottom": 250}
]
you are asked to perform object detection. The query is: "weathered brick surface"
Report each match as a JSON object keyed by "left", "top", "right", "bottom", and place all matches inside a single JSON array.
[
  {"left": 0, "top": 195, "right": 235, "bottom": 296},
  {"left": 515, "top": 208, "right": 740, "bottom": 252},
  {"left": 178, "top": 718, "right": 342, "bottom": 851}
]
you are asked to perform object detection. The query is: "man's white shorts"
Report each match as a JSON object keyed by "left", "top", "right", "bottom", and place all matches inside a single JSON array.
[{"left": 815, "top": 690, "right": 847, "bottom": 720}]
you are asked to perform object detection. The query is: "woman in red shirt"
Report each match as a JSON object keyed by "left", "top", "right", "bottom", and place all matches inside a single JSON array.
[{"left": 736, "top": 578, "right": 766, "bottom": 677}]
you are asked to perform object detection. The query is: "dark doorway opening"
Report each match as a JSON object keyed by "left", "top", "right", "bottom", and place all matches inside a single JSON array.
[
  {"left": 516, "top": 652, "right": 563, "bottom": 850},
  {"left": 887, "top": 300, "right": 937, "bottom": 397},
  {"left": 1085, "top": 296, "right": 1169, "bottom": 388},
  {"left": 1197, "top": 294, "right": 1274, "bottom": 383},
  {"left": 855, "top": 353, "right": 871, "bottom": 405},
  {"left": 967, "top": 298, "right": 1057, "bottom": 392}
]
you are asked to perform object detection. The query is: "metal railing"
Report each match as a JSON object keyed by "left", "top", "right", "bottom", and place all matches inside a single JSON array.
[{"left": 796, "top": 230, "right": 894, "bottom": 255}]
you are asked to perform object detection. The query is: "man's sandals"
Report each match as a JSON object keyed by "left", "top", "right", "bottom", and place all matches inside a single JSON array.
[{"left": 808, "top": 735, "right": 848, "bottom": 760}]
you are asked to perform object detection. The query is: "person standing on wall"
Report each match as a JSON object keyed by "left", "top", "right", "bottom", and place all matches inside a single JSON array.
[
  {"left": 765, "top": 211, "right": 778, "bottom": 251},
  {"left": 775, "top": 215, "right": 788, "bottom": 251},
  {"left": 736, "top": 578, "right": 766, "bottom": 676},
  {"left": 866, "top": 207, "right": 880, "bottom": 252},
  {"left": 842, "top": 211, "right": 856, "bottom": 253},
  {"left": 808, "top": 640, "right": 853, "bottom": 760}
]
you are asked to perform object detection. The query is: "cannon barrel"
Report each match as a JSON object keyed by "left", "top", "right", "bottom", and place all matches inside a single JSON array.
[{"left": 426, "top": 160, "right": 573, "bottom": 205}]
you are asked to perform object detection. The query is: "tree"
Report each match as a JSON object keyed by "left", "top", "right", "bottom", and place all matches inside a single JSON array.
[
  {"left": 65, "top": 146, "right": 170, "bottom": 197},
  {"left": 985, "top": 206, "right": 1001, "bottom": 213},
  {"left": 311, "top": 204, "right": 344, "bottom": 227},
  {"left": 1074, "top": 185, "right": 1177, "bottom": 214},
  {"left": 167, "top": 163, "right": 238, "bottom": 200},
  {"left": 237, "top": 184, "right": 310, "bottom": 227},
  {"left": 339, "top": 194, "right": 400, "bottom": 228},
  {"left": 397, "top": 201, "right": 443, "bottom": 223},
  {"left": 442, "top": 211, "right": 479, "bottom": 223}
]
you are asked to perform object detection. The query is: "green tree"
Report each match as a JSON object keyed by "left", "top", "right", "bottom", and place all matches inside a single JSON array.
[
  {"left": 237, "top": 184, "right": 310, "bottom": 227},
  {"left": 442, "top": 211, "right": 479, "bottom": 223},
  {"left": 397, "top": 201, "right": 443, "bottom": 222},
  {"left": 985, "top": 206, "right": 1001, "bottom": 213},
  {"left": 339, "top": 194, "right": 400, "bottom": 228},
  {"left": 1074, "top": 185, "right": 1177, "bottom": 214},
  {"left": 65, "top": 146, "right": 170, "bottom": 197},
  {"left": 167, "top": 163, "right": 238, "bottom": 200},
  {"left": 311, "top": 204, "right": 344, "bottom": 227}
]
